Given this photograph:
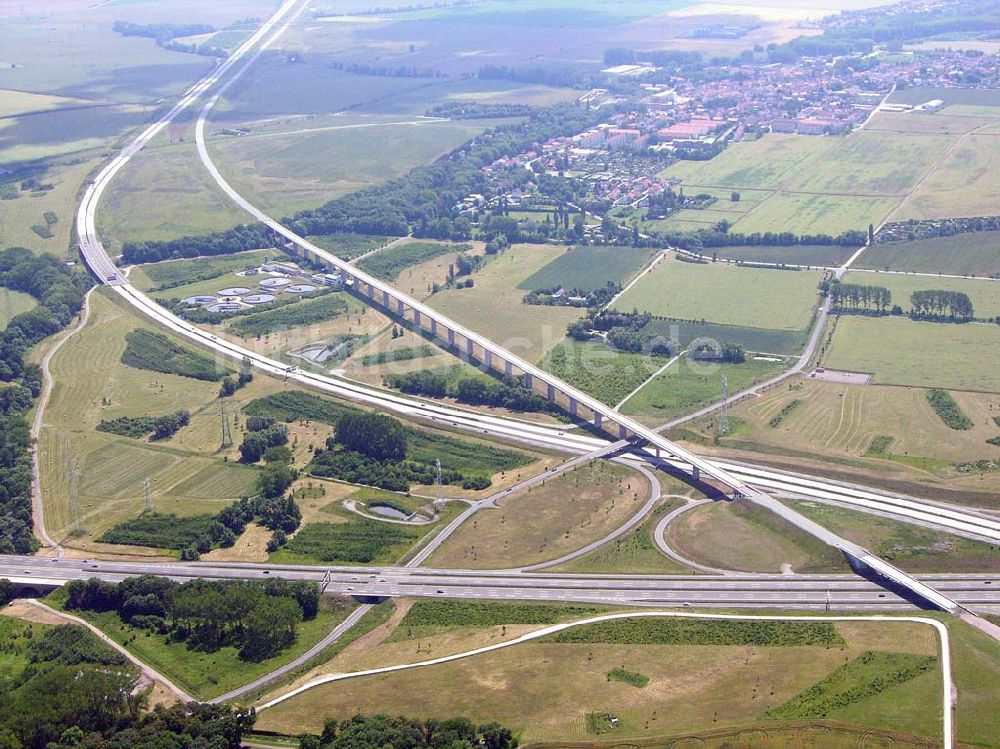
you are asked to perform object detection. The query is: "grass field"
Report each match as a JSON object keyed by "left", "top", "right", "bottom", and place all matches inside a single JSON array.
[
  {"left": 270, "top": 502, "right": 463, "bottom": 566},
  {"left": 0, "top": 288, "right": 36, "bottom": 329},
  {"left": 209, "top": 116, "right": 496, "bottom": 216},
  {"left": 131, "top": 251, "right": 275, "bottom": 292},
  {"left": 98, "top": 134, "right": 249, "bottom": 249},
  {"left": 665, "top": 500, "right": 849, "bottom": 574},
  {"left": 517, "top": 245, "right": 656, "bottom": 291},
  {"left": 613, "top": 257, "right": 822, "bottom": 332},
  {"left": 719, "top": 378, "right": 1000, "bottom": 469},
  {"left": 639, "top": 319, "right": 808, "bottom": 356},
  {"left": 428, "top": 244, "right": 584, "bottom": 364},
  {"left": 621, "top": 357, "right": 785, "bottom": 425},
  {"left": 823, "top": 316, "right": 1000, "bottom": 392},
  {"left": 551, "top": 500, "right": 694, "bottom": 575},
  {"left": 0, "top": 155, "right": 100, "bottom": 256},
  {"left": 357, "top": 240, "right": 465, "bottom": 281},
  {"left": 38, "top": 290, "right": 267, "bottom": 543},
  {"left": 787, "top": 500, "right": 1000, "bottom": 573},
  {"left": 428, "top": 461, "right": 649, "bottom": 569},
  {"left": 256, "top": 616, "right": 942, "bottom": 743},
  {"left": 843, "top": 271, "right": 1000, "bottom": 319},
  {"left": 857, "top": 231, "right": 1000, "bottom": 276},
  {"left": 0, "top": 89, "right": 91, "bottom": 119}
]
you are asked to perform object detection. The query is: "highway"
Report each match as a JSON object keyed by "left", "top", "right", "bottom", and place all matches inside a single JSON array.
[{"left": 5, "top": 556, "right": 1000, "bottom": 613}]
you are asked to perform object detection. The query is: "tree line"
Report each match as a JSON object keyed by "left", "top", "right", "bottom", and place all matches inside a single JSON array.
[
  {"left": 65, "top": 574, "right": 319, "bottom": 662},
  {"left": 386, "top": 371, "right": 561, "bottom": 417},
  {"left": 0, "top": 248, "right": 92, "bottom": 554},
  {"left": 831, "top": 282, "right": 892, "bottom": 313},
  {"left": 121, "top": 104, "right": 604, "bottom": 263},
  {"left": 299, "top": 714, "right": 517, "bottom": 749},
  {"left": 910, "top": 289, "right": 974, "bottom": 321}
]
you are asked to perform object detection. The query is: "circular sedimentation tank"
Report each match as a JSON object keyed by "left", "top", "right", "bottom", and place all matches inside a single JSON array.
[
  {"left": 243, "top": 293, "right": 276, "bottom": 305},
  {"left": 207, "top": 302, "right": 242, "bottom": 313},
  {"left": 181, "top": 295, "right": 217, "bottom": 306},
  {"left": 285, "top": 284, "right": 317, "bottom": 293},
  {"left": 259, "top": 277, "right": 292, "bottom": 288},
  {"left": 217, "top": 286, "right": 252, "bottom": 296}
]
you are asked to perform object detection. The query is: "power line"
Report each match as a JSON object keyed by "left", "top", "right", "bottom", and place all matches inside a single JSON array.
[{"left": 719, "top": 375, "right": 730, "bottom": 437}]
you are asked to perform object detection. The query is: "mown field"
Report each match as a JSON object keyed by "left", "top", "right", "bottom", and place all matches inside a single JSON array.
[
  {"left": 842, "top": 271, "right": 1000, "bottom": 319},
  {"left": 38, "top": 291, "right": 267, "bottom": 542},
  {"left": 720, "top": 378, "right": 1000, "bottom": 469},
  {"left": 733, "top": 193, "right": 900, "bottom": 236},
  {"left": 518, "top": 245, "right": 656, "bottom": 291},
  {"left": 857, "top": 231, "right": 1000, "bottom": 276},
  {"left": 256, "top": 614, "right": 948, "bottom": 745},
  {"left": 429, "top": 461, "right": 649, "bottom": 569},
  {"left": 0, "top": 155, "right": 100, "bottom": 256},
  {"left": 823, "top": 316, "right": 1000, "bottom": 392},
  {"left": 665, "top": 500, "right": 848, "bottom": 574},
  {"left": 639, "top": 319, "right": 807, "bottom": 356},
  {"left": 612, "top": 258, "right": 822, "bottom": 332}
]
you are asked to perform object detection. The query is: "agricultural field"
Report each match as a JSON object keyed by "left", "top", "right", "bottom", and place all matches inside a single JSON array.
[
  {"left": 734, "top": 193, "right": 900, "bottom": 236},
  {"left": 0, "top": 288, "right": 36, "bottom": 329},
  {"left": 842, "top": 271, "right": 1000, "bottom": 319},
  {"left": 209, "top": 116, "right": 499, "bottom": 217},
  {"left": 621, "top": 356, "right": 785, "bottom": 425},
  {"left": 892, "top": 133, "right": 1000, "bottom": 221},
  {"left": 823, "top": 316, "right": 1000, "bottom": 392},
  {"left": 661, "top": 134, "right": 836, "bottom": 191},
  {"left": 517, "top": 245, "right": 656, "bottom": 291},
  {"left": 428, "top": 461, "right": 650, "bottom": 569},
  {"left": 639, "top": 319, "right": 807, "bottom": 356},
  {"left": 664, "top": 500, "right": 849, "bottom": 574},
  {"left": 787, "top": 500, "right": 1000, "bottom": 573},
  {"left": 37, "top": 290, "right": 269, "bottom": 544},
  {"left": 857, "top": 231, "right": 1000, "bottom": 276},
  {"left": 541, "top": 340, "right": 662, "bottom": 407},
  {"left": 612, "top": 257, "right": 822, "bottom": 332},
  {"left": 428, "top": 244, "right": 585, "bottom": 364},
  {"left": 707, "top": 244, "right": 855, "bottom": 267},
  {"left": 256, "top": 614, "right": 947, "bottom": 745},
  {"left": 269, "top": 501, "right": 463, "bottom": 566},
  {"left": 357, "top": 240, "right": 470, "bottom": 282}
]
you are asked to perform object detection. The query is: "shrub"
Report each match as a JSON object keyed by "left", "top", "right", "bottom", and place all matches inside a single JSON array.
[
  {"left": 121, "top": 330, "right": 229, "bottom": 381},
  {"left": 927, "top": 389, "right": 973, "bottom": 430}
]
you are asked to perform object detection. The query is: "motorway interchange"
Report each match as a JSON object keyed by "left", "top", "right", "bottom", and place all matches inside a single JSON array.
[{"left": 65, "top": 0, "right": 1000, "bottom": 617}]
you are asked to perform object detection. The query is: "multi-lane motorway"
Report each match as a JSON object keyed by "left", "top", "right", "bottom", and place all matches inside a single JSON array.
[{"left": 4, "top": 556, "right": 1000, "bottom": 613}]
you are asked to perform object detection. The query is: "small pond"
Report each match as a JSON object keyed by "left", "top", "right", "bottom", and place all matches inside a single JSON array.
[{"left": 368, "top": 503, "right": 409, "bottom": 520}]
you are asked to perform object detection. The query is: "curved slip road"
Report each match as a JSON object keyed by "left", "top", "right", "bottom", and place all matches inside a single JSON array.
[{"left": 256, "top": 608, "right": 953, "bottom": 749}]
